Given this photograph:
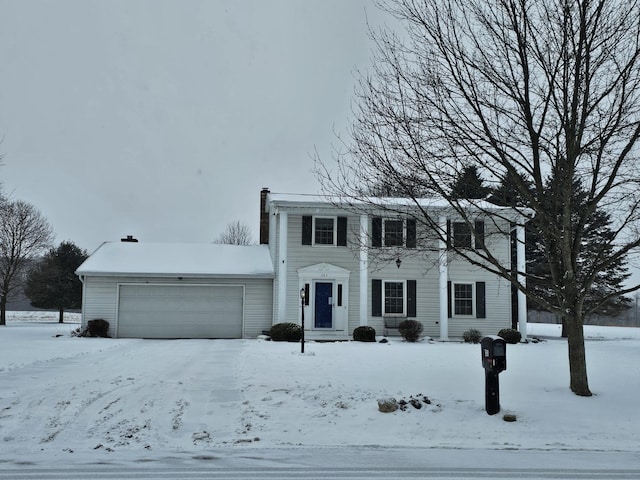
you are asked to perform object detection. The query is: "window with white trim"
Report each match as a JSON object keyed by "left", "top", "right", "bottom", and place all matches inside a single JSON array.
[
  {"left": 313, "top": 217, "right": 336, "bottom": 245},
  {"left": 302, "top": 216, "right": 348, "bottom": 247},
  {"left": 449, "top": 220, "right": 485, "bottom": 250},
  {"left": 384, "top": 220, "right": 404, "bottom": 247},
  {"left": 452, "top": 222, "right": 472, "bottom": 248},
  {"left": 453, "top": 283, "right": 474, "bottom": 316},
  {"left": 372, "top": 217, "right": 417, "bottom": 248},
  {"left": 384, "top": 280, "right": 405, "bottom": 315}
]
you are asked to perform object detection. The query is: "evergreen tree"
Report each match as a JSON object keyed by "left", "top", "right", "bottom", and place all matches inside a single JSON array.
[
  {"left": 25, "top": 241, "right": 88, "bottom": 323},
  {"left": 487, "top": 170, "right": 532, "bottom": 208},
  {"left": 450, "top": 166, "right": 491, "bottom": 200},
  {"left": 491, "top": 173, "right": 632, "bottom": 326}
]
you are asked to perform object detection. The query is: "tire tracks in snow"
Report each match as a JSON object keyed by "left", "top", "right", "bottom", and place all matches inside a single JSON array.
[{"left": 0, "top": 339, "right": 248, "bottom": 454}]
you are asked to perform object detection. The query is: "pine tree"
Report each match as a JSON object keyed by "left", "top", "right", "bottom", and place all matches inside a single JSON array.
[
  {"left": 25, "top": 241, "right": 88, "bottom": 323},
  {"left": 450, "top": 166, "right": 491, "bottom": 200},
  {"left": 491, "top": 173, "right": 631, "bottom": 327}
]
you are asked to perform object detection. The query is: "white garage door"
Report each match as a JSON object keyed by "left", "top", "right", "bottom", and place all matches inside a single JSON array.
[{"left": 117, "top": 285, "right": 243, "bottom": 339}]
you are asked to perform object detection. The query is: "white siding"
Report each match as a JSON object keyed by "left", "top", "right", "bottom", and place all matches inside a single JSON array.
[
  {"left": 284, "top": 215, "right": 361, "bottom": 330},
  {"left": 266, "top": 201, "right": 517, "bottom": 340}
]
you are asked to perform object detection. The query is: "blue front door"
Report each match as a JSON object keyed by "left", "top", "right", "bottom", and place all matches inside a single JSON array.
[{"left": 314, "top": 282, "right": 333, "bottom": 329}]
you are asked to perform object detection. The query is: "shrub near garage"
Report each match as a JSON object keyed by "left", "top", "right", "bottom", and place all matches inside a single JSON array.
[
  {"left": 71, "top": 319, "right": 110, "bottom": 338},
  {"left": 353, "top": 326, "right": 376, "bottom": 342},
  {"left": 269, "top": 323, "right": 302, "bottom": 342}
]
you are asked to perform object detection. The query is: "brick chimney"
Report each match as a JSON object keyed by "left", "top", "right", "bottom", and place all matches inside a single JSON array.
[{"left": 260, "top": 188, "right": 270, "bottom": 244}]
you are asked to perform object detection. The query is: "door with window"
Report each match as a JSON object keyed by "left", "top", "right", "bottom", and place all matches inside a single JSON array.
[{"left": 314, "top": 282, "right": 333, "bottom": 329}]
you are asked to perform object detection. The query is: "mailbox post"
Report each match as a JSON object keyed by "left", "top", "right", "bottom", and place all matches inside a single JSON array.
[{"left": 481, "top": 336, "right": 507, "bottom": 415}]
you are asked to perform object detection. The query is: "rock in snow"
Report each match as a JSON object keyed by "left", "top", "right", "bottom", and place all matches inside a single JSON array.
[{"left": 377, "top": 398, "right": 398, "bottom": 413}]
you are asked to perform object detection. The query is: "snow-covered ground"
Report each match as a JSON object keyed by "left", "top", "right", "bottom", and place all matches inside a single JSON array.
[{"left": 0, "top": 311, "right": 639, "bottom": 469}]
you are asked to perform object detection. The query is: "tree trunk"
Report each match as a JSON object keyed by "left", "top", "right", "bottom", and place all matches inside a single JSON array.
[
  {"left": 564, "top": 315, "right": 592, "bottom": 396},
  {"left": 58, "top": 307, "right": 64, "bottom": 324},
  {"left": 0, "top": 295, "right": 6, "bottom": 326}
]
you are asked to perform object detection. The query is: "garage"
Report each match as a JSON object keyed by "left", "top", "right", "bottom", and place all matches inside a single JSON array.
[
  {"left": 117, "top": 284, "right": 244, "bottom": 339},
  {"left": 76, "top": 241, "right": 274, "bottom": 339}
]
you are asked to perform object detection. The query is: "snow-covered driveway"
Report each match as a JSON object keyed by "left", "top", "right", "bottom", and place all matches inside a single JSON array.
[{"left": 1, "top": 336, "right": 249, "bottom": 455}]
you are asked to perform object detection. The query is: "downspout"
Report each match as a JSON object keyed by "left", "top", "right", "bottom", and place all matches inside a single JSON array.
[{"left": 77, "top": 272, "right": 86, "bottom": 329}]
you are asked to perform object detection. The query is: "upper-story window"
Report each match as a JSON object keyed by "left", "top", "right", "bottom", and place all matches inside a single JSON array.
[
  {"left": 314, "top": 217, "right": 336, "bottom": 245},
  {"left": 452, "top": 222, "right": 472, "bottom": 249},
  {"left": 448, "top": 219, "right": 485, "bottom": 250},
  {"left": 302, "top": 216, "right": 347, "bottom": 246},
  {"left": 384, "top": 220, "right": 404, "bottom": 247},
  {"left": 372, "top": 217, "right": 416, "bottom": 248}
]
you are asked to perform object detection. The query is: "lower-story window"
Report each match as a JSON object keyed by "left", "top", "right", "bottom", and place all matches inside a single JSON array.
[
  {"left": 454, "top": 283, "right": 474, "bottom": 315},
  {"left": 384, "top": 281, "right": 405, "bottom": 315},
  {"left": 447, "top": 281, "right": 486, "bottom": 319},
  {"left": 372, "top": 279, "right": 417, "bottom": 317}
]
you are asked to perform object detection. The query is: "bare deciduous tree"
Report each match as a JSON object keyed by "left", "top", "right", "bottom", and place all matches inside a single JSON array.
[
  {"left": 316, "top": 0, "right": 640, "bottom": 396},
  {"left": 214, "top": 221, "right": 254, "bottom": 246},
  {"left": 0, "top": 199, "right": 54, "bottom": 325}
]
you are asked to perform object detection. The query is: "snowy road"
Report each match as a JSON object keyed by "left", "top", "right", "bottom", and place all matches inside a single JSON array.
[{"left": 1, "top": 447, "right": 639, "bottom": 479}]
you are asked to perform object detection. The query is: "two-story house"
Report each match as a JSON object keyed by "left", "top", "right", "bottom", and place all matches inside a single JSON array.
[
  {"left": 76, "top": 188, "right": 527, "bottom": 340},
  {"left": 262, "top": 189, "right": 527, "bottom": 341}
]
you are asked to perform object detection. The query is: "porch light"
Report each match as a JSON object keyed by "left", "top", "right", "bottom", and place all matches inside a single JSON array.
[
  {"left": 300, "top": 288, "right": 306, "bottom": 354},
  {"left": 396, "top": 257, "right": 402, "bottom": 269}
]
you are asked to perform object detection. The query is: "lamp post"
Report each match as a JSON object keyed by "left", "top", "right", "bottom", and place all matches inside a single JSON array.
[{"left": 300, "top": 287, "right": 306, "bottom": 354}]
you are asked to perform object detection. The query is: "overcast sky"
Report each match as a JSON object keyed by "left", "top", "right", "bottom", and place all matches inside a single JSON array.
[{"left": 0, "top": 0, "right": 386, "bottom": 252}]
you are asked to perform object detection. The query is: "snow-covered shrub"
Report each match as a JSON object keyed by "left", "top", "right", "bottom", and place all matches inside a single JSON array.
[
  {"left": 498, "top": 328, "right": 521, "bottom": 344},
  {"left": 353, "top": 326, "right": 376, "bottom": 342},
  {"left": 398, "top": 319, "right": 423, "bottom": 342},
  {"left": 269, "top": 322, "right": 302, "bottom": 342},
  {"left": 463, "top": 328, "right": 482, "bottom": 343}
]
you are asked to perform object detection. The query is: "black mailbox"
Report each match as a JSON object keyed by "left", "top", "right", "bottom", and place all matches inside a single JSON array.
[
  {"left": 481, "top": 336, "right": 507, "bottom": 373},
  {"left": 481, "top": 336, "right": 507, "bottom": 415}
]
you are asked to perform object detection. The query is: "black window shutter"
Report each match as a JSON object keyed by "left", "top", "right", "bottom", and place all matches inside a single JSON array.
[
  {"left": 476, "top": 281, "right": 486, "bottom": 318},
  {"left": 302, "top": 216, "right": 312, "bottom": 245},
  {"left": 407, "top": 280, "right": 417, "bottom": 317},
  {"left": 446, "top": 220, "right": 451, "bottom": 249},
  {"left": 337, "top": 284, "right": 343, "bottom": 307},
  {"left": 475, "top": 220, "right": 485, "bottom": 250},
  {"left": 337, "top": 217, "right": 347, "bottom": 246},
  {"left": 372, "top": 217, "right": 382, "bottom": 247},
  {"left": 372, "top": 279, "right": 382, "bottom": 317},
  {"left": 447, "top": 281, "right": 452, "bottom": 318},
  {"left": 304, "top": 283, "right": 310, "bottom": 306},
  {"left": 406, "top": 219, "right": 416, "bottom": 248}
]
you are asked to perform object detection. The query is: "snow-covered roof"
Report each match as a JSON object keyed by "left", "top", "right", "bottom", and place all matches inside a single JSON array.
[
  {"left": 76, "top": 242, "right": 275, "bottom": 278},
  {"left": 267, "top": 192, "right": 533, "bottom": 218}
]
